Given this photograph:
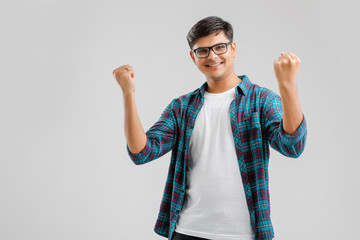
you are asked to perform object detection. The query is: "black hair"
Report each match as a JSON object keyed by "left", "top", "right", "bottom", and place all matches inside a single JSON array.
[{"left": 187, "top": 16, "right": 234, "bottom": 49}]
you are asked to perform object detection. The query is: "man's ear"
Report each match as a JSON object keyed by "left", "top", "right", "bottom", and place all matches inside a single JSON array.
[
  {"left": 232, "top": 42, "right": 237, "bottom": 58},
  {"left": 190, "top": 51, "right": 196, "bottom": 65}
]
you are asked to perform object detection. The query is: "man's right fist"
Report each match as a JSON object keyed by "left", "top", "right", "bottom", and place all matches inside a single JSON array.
[{"left": 112, "top": 65, "right": 135, "bottom": 93}]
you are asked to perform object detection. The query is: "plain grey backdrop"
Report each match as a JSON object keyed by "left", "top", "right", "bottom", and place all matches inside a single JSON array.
[{"left": 1, "top": 0, "right": 359, "bottom": 239}]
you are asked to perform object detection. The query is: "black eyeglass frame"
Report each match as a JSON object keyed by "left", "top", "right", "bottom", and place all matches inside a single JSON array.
[{"left": 192, "top": 41, "right": 233, "bottom": 59}]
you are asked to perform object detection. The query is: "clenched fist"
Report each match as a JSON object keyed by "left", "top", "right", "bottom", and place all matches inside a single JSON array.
[
  {"left": 273, "top": 52, "right": 301, "bottom": 87},
  {"left": 112, "top": 65, "right": 135, "bottom": 93}
]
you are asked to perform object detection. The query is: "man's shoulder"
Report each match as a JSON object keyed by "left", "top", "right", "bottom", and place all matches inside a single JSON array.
[
  {"left": 250, "top": 81, "right": 279, "bottom": 101},
  {"left": 171, "top": 86, "right": 201, "bottom": 106}
]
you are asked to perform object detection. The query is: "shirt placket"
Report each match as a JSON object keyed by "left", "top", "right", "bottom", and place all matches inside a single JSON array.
[
  {"left": 170, "top": 94, "right": 205, "bottom": 237},
  {"left": 229, "top": 95, "right": 257, "bottom": 234}
]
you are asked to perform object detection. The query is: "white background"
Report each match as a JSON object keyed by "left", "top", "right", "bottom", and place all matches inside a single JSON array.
[{"left": 1, "top": 0, "right": 359, "bottom": 239}]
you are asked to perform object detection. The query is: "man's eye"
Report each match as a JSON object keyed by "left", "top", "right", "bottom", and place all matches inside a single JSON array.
[
  {"left": 197, "top": 49, "right": 208, "bottom": 54},
  {"left": 215, "top": 45, "right": 225, "bottom": 50}
]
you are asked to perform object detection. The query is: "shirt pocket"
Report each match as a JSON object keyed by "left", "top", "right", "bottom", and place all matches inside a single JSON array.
[{"left": 245, "top": 111, "right": 263, "bottom": 150}]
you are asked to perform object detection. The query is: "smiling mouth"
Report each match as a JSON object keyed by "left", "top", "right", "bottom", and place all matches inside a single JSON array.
[{"left": 206, "top": 62, "right": 223, "bottom": 67}]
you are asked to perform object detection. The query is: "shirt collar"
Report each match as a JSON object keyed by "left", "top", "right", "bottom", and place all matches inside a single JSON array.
[{"left": 198, "top": 75, "right": 251, "bottom": 97}]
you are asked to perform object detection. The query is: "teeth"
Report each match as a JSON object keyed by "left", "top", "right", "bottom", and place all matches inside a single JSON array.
[{"left": 208, "top": 62, "right": 222, "bottom": 67}]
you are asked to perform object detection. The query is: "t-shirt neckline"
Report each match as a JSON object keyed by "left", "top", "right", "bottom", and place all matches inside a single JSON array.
[{"left": 205, "top": 85, "right": 237, "bottom": 97}]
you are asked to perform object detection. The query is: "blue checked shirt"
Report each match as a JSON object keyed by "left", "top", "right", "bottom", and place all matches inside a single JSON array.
[{"left": 126, "top": 75, "right": 307, "bottom": 240}]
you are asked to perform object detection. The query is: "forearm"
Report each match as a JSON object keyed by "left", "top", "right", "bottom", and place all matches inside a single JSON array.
[
  {"left": 278, "top": 82, "right": 303, "bottom": 135},
  {"left": 123, "top": 91, "right": 147, "bottom": 154}
]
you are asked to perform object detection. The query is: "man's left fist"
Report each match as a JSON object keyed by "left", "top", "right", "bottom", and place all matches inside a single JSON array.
[{"left": 273, "top": 52, "right": 301, "bottom": 86}]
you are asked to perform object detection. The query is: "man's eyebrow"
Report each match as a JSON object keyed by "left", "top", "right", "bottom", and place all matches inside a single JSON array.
[{"left": 195, "top": 42, "right": 224, "bottom": 49}]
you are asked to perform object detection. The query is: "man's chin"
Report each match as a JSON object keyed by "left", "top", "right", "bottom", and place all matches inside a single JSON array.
[{"left": 205, "top": 71, "right": 224, "bottom": 81}]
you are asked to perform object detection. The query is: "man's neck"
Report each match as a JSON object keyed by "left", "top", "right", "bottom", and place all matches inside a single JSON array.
[{"left": 205, "top": 73, "right": 241, "bottom": 93}]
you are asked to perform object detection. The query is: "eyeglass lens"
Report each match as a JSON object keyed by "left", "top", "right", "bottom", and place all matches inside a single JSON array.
[{"left": 195, "top": 43, "right": 228, "bottom": 58}]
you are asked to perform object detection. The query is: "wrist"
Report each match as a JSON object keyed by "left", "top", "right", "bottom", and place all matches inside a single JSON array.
[
  {"left": 122, "top": 89, "right": 135, "bottom": 97},
  {"left": 278, "top": 80, "right": 297, "bottom": 91}
]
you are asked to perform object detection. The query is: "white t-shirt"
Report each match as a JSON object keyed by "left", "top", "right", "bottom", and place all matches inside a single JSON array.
[{"left": 175, "top": 85, "right": 255, "bottom": 240}]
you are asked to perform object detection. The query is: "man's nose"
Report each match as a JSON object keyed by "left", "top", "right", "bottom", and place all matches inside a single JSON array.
[{"left": 207, "top": 49, "right": 218, "bottom": 59}]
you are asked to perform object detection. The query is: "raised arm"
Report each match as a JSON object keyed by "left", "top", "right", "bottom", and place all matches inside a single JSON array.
[
  {"left": 113, "top": 65, "right": 177, "bottom": 165},
  {"left": 262, "top": 52, "right": 307, "bottom": 158},
  {"left": 112, "top": 65, "right": 147, "bottom": 154},
  {"left": 273, "top": 52, "right": 303, "bottom": 135}
]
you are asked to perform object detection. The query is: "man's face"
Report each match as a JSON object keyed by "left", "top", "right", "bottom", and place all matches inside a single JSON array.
[{"left": 190, "top": 31, "right": 237, "bottom": 81}]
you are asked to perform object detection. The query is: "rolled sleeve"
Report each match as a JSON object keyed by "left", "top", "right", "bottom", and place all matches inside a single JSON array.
[
  {"left": 126, "top": 139, "right": 152, "bottom": 165},
  {"left": 125, "top": 99, "right": 177, "bottom": 165},
  {"left": 263, "top": 92, "right": 307, "bottom": 158},
  {"left": 278, "top": 113, "right": 307, "bottom": 146}
]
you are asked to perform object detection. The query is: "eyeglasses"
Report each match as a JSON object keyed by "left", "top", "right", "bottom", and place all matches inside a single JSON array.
[{"left": 192, "top": 41, "right": 232, "bottom": 59}]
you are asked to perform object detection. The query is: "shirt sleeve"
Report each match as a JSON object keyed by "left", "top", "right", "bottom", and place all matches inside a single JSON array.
[
  {"left": 126, "top": 99, "right": 177, "bottom": 165},
  {"left": 263, "top": 92, "right": 307, "bottom": 158}
]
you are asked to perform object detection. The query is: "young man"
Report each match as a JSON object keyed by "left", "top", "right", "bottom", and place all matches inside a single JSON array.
[{"left": 113, "top": 16, "right": 307, "bottom": 240}]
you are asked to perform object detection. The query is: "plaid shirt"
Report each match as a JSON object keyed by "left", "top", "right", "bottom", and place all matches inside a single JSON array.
[{"left": 126, "top": 75, "right": 307, "bottom": 240}]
